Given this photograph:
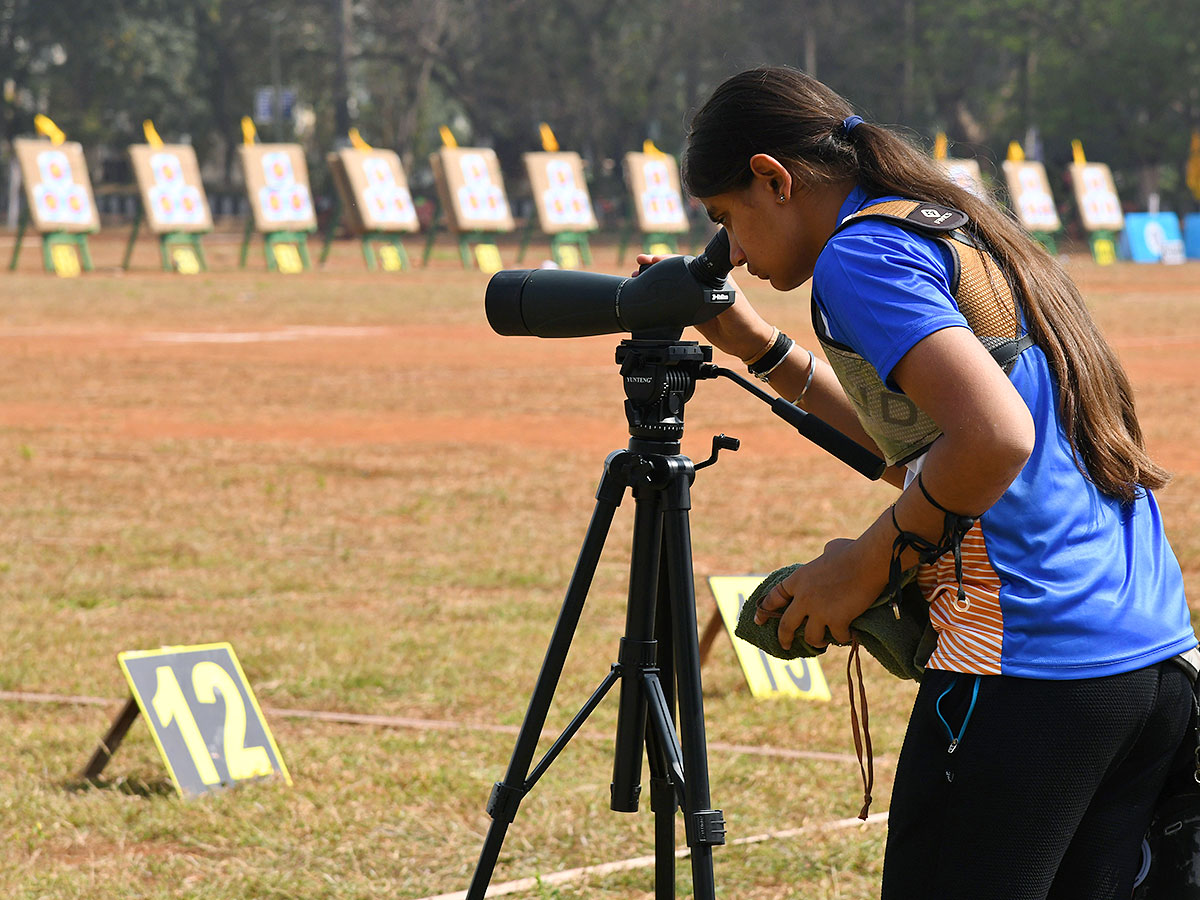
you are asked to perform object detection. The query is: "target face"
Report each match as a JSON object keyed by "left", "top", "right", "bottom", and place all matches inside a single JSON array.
[
  {"left": 130, "top": 144, "right": 213, "bottom": 233},
  {"left": 238, "top": 144, "right": 317, "bottom": 232},
  {"left": 15, "top": 139, "right": 100, "bottom": 232},
  {"left": 429, "top": 147, "right": 515, "bottom": 233},
  {"left": 524, "top": 152, "right": 597, "bottom": 233}
]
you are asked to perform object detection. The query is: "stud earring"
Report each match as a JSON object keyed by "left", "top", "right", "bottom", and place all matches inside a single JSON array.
[{"left": 778, "top": 195, "right": 786, "bottom": 203}]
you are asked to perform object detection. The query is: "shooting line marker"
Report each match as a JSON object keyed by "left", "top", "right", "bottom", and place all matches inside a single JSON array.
[
  {"left": 82, "top": 642, "right": 291, "bottom": 797},
  {"left": 705, "top": 576, "right": 832, "bottom": 702}
]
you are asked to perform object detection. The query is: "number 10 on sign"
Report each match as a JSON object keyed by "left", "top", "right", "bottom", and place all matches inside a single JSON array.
[{"left": 118, "top": 643, "right": 291, "bottom": 796}]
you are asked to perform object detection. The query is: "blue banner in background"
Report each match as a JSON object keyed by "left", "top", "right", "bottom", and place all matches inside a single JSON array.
[
  {"left": 1121, "top": 212, "right": 1183, "bottom": 262},
  {"left": 1184, "top": 214, "right": 1200, "bottom": 260}
]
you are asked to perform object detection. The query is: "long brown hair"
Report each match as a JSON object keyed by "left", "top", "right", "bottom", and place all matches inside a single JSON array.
[{"left": 683, "top": 65, "right": 1166, "bottom": 501}]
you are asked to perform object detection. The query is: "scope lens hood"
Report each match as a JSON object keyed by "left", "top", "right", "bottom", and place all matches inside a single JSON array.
[{"left": 485, "top": 269, "right": 535, "bottom": 336}]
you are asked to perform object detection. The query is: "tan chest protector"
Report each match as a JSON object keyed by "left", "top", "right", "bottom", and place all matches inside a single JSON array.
[{"left": 812, "top": 199, "right": 1034, "bottom": 466}]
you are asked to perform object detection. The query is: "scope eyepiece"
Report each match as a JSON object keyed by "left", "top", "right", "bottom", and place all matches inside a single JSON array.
[{"left": 686, "top": 229, "right": 733, "bottom": 288}]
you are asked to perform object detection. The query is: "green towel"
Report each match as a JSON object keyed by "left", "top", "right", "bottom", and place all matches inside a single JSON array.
[{"left": 734, "top": 563, "right": 932, "bottom": 681}]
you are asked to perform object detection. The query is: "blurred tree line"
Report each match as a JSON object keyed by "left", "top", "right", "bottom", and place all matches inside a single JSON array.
[{"left": 2, "top": 0, "right": 1199, "bottom": 221}]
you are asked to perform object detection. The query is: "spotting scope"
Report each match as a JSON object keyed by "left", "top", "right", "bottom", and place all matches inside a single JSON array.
[{"left": 485, "top": 230, "right": 736, "bottom": 338}]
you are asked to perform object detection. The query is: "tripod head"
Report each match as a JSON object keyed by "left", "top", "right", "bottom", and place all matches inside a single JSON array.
[
  {"left": 617, "top": 336, "right": 710, "bottom": 451},
  {"left": 615, "top": 336, "right": 886, "bottom": 479}
]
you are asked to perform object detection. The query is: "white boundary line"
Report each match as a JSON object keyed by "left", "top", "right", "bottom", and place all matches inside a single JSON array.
[
  {"left": 141, "top": 325, "right": 389, "bottom": 343},
  {"left": 0, "top": 691, "right": 879, "bottom": 766},
  {"left": 416, "top": 812, "right": 889, "bottom": 900}
]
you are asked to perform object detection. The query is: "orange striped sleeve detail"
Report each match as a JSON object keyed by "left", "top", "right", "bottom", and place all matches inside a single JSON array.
[{"left": 916, "top": 522, "right": 1004, "bottom": 675}]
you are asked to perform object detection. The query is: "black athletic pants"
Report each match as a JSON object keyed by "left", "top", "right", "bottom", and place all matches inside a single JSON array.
[{"left": 882, "top": 661, "right": 1193, "bottom": 900}]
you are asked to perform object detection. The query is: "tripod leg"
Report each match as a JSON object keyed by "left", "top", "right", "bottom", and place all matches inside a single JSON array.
[
  {"left": 466, "top": 463, "right": 627, "bottom": 900},
  {"left": 647, "top": 565, "right": 680, "bottom": 900},
  {"left": 662, "top": 465, "right": 724, "bottom": 900},
  {"left": 610, "top": 483, "right": 664, "bottom": 813}
]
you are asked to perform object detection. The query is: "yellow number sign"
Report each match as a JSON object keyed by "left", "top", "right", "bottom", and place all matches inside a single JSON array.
[
  {"left": 377, "top": 244, "right": 404, "bottom": 272},
  {"left": 171, "top": 245, "right": 201, "bottom": 275},
  {"left": 474, "top": 242, "right": 503, "bottom": 274},
  {"left": 707, "top": 576, "right": 831, "bottom": 701},
  {"left": 118, "top": 643, "right": 291, "bottom": 796},
  {"left": 1092, "top": 237, "right": 1117, "bottom": 266},
  {"left": 50, "top": 243, "right": 81, "bottom": 277},
  {"left": 555, "top": 243, "right": 582, "bottom": 270},
  {"left": 272, "top": 243, "right": 304, "bottom": 274}
]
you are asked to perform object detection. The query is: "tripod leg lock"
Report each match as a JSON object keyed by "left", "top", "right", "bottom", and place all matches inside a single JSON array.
[
  {"left": 687, "top": 809, "right": 727, "bottom": 847},
  {"left": 618, "top": 637, "right": 658, "bottom": 668},
  {"left": 486, "top": 781, "right": 526, "bottom": 824}
]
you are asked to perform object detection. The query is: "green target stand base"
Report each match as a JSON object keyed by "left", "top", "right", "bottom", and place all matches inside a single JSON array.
[
  {"left": 448, "top": 231, "right": 500, "bottom": 271},
  {"left": 159, "top": 232, "right": 208, "bottom": 274},
  {"left": 42, "top": 232, "right": 95, "bottom": 275},
  {"left": 318, "top": 203, "right": 344, "bottom": 266},
  {"left": 515, "top": 225, "right": 593, "bottom": 269},
  {"left": 81, "top": 642, "right": 291, "bottom": 797},
  {"left": 121, "top": 207, "right": 208, "bottom": 273},
  {"left": 319, "top": 207, "right": 410, "bottom": 272},
  {"left": 361, "top": 232, "right": 410, "bottom": 272},
  {"left": 419, "top": 205, "right": 505, "bottom": 272},
  {"left": 1088, "top": 230, "right": 1118, "bottom": 266},
  {"left": 9, "top": 211, "right": 95, "bottom": 275},
  {"left": 1032, "top": 231, "right": 1059, "bottom": 255},
  {"left": 239, "top": 219, "right": 312, "bottom": 273},
  {"left": 549, "top": 232, "right": 592, "bottom": 268},
  {"left": 616, "top": 226, "right": 681, "bottom": 265},
  {"left": 420, "top": 204, "right": 444, "bottom": 267}
]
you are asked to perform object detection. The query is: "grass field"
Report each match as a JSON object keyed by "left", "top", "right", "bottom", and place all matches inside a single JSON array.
[{"left": 1, "top": 231, "right": 1197, "bottom": 898}]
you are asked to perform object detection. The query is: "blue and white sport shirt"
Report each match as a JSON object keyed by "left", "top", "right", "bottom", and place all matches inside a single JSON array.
[{"left": 811, "top": 186, "right": 1193, "bottom": 678}]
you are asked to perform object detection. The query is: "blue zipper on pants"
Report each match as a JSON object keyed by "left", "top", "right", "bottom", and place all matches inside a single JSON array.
[{"left": 936, "top": 674, "right": 982, "bottom": 754}]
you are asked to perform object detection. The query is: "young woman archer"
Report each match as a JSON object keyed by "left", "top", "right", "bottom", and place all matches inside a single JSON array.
[{"left": 645, "top": 65, "right": 1195, "bottom": 900}]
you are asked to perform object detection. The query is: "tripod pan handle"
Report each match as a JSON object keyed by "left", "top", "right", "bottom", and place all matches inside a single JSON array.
[{"left": 769, "top": 398, "right": 886, "bottom": 480}]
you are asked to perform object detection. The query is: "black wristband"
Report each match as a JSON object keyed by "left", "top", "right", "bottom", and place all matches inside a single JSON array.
[{"left": 747, "top": 332, "right": 794, "bottom": 380}]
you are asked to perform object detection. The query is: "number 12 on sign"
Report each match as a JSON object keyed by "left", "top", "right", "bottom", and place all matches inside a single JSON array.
[{"left": 119, "top": 643, "right": 291, "bottom": 796}]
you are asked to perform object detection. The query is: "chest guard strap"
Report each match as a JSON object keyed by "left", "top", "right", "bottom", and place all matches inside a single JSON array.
[{"left": 812, "top": 199, "right": 1034, "bottom": 466}]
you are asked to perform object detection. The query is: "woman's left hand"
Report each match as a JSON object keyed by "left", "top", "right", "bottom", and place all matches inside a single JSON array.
[{"left": 753, "top": 538, "right": 885, "bottom": 651}]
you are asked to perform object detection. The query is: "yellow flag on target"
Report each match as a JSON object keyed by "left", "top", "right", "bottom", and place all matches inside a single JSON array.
[
  {"left": 143, "top": 119, "right": 164, "bottom": 147},
  {"left": 34, "top": 114, "right": 66, "bottom": 145},
  {"left": 933, "top": 132, "right": 948, "bottom": 160}
]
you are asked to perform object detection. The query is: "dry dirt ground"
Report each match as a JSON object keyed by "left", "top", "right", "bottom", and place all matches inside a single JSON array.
[{"left": 2, "top": 228, "right": 1199, "bottom": 575}]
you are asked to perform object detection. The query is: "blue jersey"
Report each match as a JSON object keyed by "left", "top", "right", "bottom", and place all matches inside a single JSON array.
[{"left": 812, "top": 185, "right": 1193, "bottom": 678}]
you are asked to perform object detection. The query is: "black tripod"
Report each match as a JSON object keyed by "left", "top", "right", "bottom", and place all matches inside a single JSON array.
[{"left": 466, "top": 335, "right": 884, "bottom": 900}]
